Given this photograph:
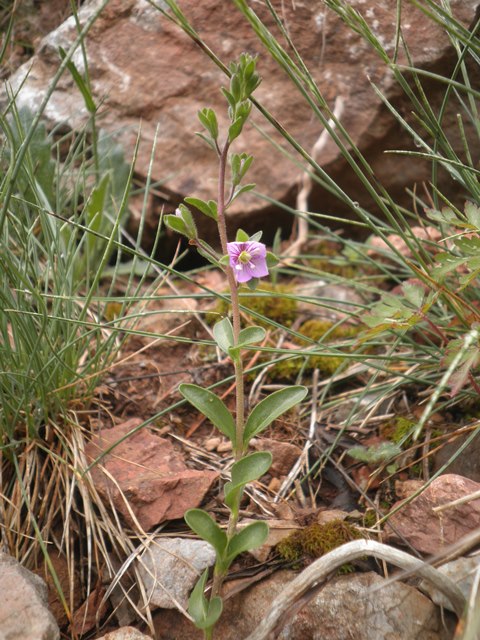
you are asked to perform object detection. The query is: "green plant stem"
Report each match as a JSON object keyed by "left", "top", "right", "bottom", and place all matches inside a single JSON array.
[
  {"left": 216, "top": 141, "right": 245, "bottom": 460},
  {"left": 206, "top": 140, "right": 247, "bottom": 612},
  {"left": 210, "top": 503, "right": 241, "bottom": 600}
]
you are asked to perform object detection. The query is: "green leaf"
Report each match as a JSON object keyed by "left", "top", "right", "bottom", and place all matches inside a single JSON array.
[
  {"left": 188, "top": 569, "right": 208, "bottom": 628},
  {"left": 235, "top": 229, "right": 249, "bottom": 242},
  {"left": 204, "top": 597, "right": 223, "bottom": 629},
  {"left": 208, "top": 200, "right": 218, "bottom": 218},
  {"left": 207, "top": 109, "right": 219, "bottom": 140},
  {"left": 402, "top": 282, "right": 426, "bottom": 307},
  {"left": 266, "top": 251, "right": 279, "bottom": 268},
  {"left": 185, "top": 197, "right": 218, "bottom": 220},
  {"left": 85, "top": 174, "right": 109, "bottom": 252},
  {"left": 224, "top": 452, "right": 272, "bottom": 513},
  {"left": 177, "top": 203, "right": 197, "bottom": 239},
  {"left": 196, "top": 239, "right": 220, "bottom": 264},
  {"left": 198, "top": 108, "right": 210, "bottom": 130},
  {"left": 221, "top": 87, "right": 236, "bottom": 109},
  {"left": 231, "top": 452, "right": 272, "bottom": 486},
  {"left": 213, "top": 317, "right": 234, "bottom": 354},
  {"left": 230, "top": 183, "right": 256, "bottom": 205},
  {"left": 226, "top": 522, "right": 269, "bottom": 563},
  {"left": 246, "top": 75, "right": 261, "bottom": 96},
  {"left": 426, "top": 206, "right": 459, "bottom": 225},
  {"left": 86, "top": 174, "right": 109, "bottom": 228},
  {"left": 228, "top": 117, "right": 245, "bottom": 142},
  {"left": 196, "top": 245, "right": 220, "bottom": 267},
  {"left": 239, "top": 154, "right": 254, "bottom": 179},
  {"left": 196, "top": 239, "right": 217, "bottom": 254},
  {"left": 236, "top": 100, "right": 252, "bottom": 121},
  {"left": 455, "top": 236, "right": 480, "bottom": 255},
  {"left": 195, "top": 131, "right": 216, "bottom": 151},
  {"left": 348, "top": 442, "right": 402, "bottom": 464},
  {"left": 187, "top": 570, "right": 223, "bottom": 630},
  {"left": 246, "top": 277, "right": 259, "bottom": 291},
  {"left": 164, "top": 214, "right": 189, "bottom": 238},
  {"left": 198, "top": 108, "right": 218, "bottom": 139},
  {"left": 432, "top": 253, "right": 467, "bottom": 280},
  {"left": 230, "top": 153, "right": 241, "bottom": 184},
  {"left": 184, "top": 509, "right": 227, "bottom": 557},
  {"left": 237, "top": 326, "right": 266, "bottom": 348},
  {"left": 230, "top": 73, "right": 242, "bottom": 102},
  {"left": 179, "top": 384, "right": 236, "bottom": 443},
  {"left": 249, "top": 230, "right": 263, "bottom": 242},
  {"left": 245, "top": 57, "right": 256, "bottom": 80},
  {"left": 465, "top": 201, "right": 480, "bottom": 229},
  {"left": 243, "top": 386, "right": 308, "bottom": 445},
  {"left": 11, "top": 108, "right": 56, "bottom": 207},
  {"left": 59, "top": 46, "right": 96, "bottom": 114}
]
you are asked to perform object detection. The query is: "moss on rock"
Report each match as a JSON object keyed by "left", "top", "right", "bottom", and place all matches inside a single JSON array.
[
  {"left": 210, "top": 284, "right": 298, "bottom": 328},
  {"left": 273, "top": 318, "right": 361, "bottom": 380},
  {"left": 277, "top": 519, "right": 362, "bottom": 567}
]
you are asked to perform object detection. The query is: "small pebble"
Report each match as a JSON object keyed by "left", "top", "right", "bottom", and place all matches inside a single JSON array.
[
  {"left": 204, "top": 437, "right": 221, "bottom": 452},
  {"left": 268, "top": 477, "right": 282, "bottom": 492},
  {"left": 217, "top": 441, "right": 233, "bottom": 453}
]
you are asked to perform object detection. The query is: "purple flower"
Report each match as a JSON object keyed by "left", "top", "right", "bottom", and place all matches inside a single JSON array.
[{"left": 227, "top": 241, "right": 269, "bottom": 283}]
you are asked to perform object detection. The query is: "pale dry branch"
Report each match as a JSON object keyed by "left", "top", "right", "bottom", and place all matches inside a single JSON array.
[{"left": 282, "top": 95, "right": 345, "bottom": 264}]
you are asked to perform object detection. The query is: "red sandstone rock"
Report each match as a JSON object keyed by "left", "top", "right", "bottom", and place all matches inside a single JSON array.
[
  {"left": 386, "top": 473, "right": 480, "bottom": 555},
  {"left": 85, "top": 418, "right": 218, "bottom": 529},
  {"left": 4, "top": 0, "right": 479, "bottom": 243}
]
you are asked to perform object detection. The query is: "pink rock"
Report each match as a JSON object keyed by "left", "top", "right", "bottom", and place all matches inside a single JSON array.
[
  {"left": 6, "top": 1, "right": 478, "bottom": 243},
  {"left": 85, "top": 419, "right": 218, "bottom": 530},
  {"left": 386, "top": 474, "right": 480, "bottom": 555}
]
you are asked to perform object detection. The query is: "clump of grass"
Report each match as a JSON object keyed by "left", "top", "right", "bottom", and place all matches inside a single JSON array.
[{"left": 0, "top": 13, "right": 183, "bottom": 631}]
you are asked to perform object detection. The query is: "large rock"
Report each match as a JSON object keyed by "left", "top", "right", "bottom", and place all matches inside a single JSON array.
[
  {"left": 151, "top": 569, "right": 454, "bottom": 639},
  {"left": 137, "top": 538, "right": 216, "bottom": 609},
  {"left": 386, "top": 474, "right": 480, "bottom": 555},
  {"left": 0, "top": 553, "right": 60, "bottom": 640},
  {"left": 85, "top": 418, "right": 218, "bottom": 529},
  {"left": 433, "top": 430, "right": 480, "bottom": 481},
  {"left": 4, "top": 0, "right": 479, "bottom": 244}
]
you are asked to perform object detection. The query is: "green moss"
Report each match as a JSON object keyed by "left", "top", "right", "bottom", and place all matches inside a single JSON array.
[
  {"left": 300, "top": 319, "right": 359, "bottom": 341},
  {"left": 273, "top": 318, "right": 361, "bottom": 380},
  {"left": 277, "top": 519, "right": 362, "bottom": 566},
  {"left": 210, "top": 284, "right": 297, "bottom": 328},
  {"left": 390, "top": 416, "right": 416, "bottom": 445},
  {"left": 361, "top": 510, "right": 378, "bottom": 528},
  {"left": 305, "top": 240, "right": 358, "bottom": 279}
]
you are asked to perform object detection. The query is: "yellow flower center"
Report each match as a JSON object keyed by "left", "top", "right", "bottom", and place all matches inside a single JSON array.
[{"left": 238, "top": 250, "right": 252, "bottom": 265}]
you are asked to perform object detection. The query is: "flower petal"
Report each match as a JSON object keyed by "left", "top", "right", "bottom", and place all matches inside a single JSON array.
[{"left": 227, "top": 240, "right": 269, "bottom": 283}]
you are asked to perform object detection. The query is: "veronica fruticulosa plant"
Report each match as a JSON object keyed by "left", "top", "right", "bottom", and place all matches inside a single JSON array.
[{"left": 164, "top": 54, "right": 307, "bottom": 638}]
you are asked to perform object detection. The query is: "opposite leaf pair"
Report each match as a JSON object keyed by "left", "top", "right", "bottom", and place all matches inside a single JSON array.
[{"left": 179, "top": 382, "right": 307, "bottom": 455}]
